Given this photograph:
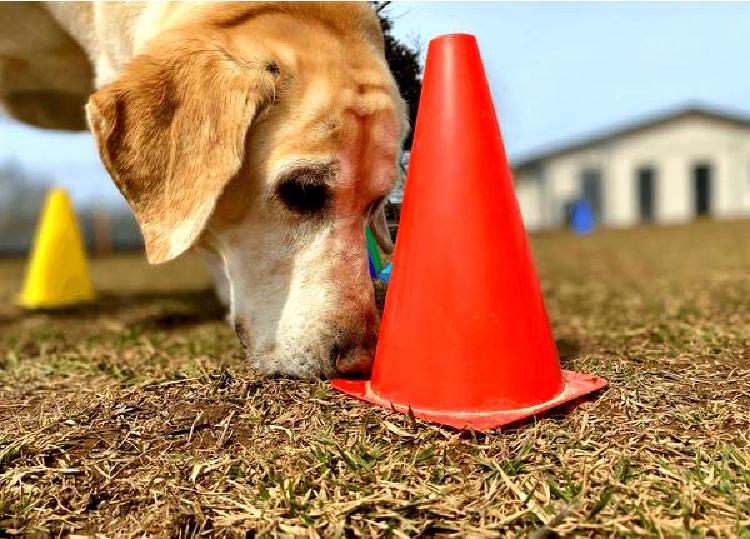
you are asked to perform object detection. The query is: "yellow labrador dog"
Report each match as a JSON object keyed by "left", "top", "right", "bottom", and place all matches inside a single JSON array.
[{"left": 0, "top": 2, "right": 407, "bottom": 378}]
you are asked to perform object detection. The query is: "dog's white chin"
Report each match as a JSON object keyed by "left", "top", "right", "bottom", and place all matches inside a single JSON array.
[{"left": 247, "top": 350, "right": 333, "bottom": 379}]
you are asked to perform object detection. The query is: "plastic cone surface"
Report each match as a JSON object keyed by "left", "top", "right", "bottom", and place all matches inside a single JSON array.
[
  {"left": 332, "top": 34, "right": 606, "bottom": 430},
  {"left": 17, "top": 188, "right": 95, "bottom": 308}
]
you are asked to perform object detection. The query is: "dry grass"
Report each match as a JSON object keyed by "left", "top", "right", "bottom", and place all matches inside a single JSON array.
[{"left": 0, "top": 220, "right": 749, "bottom": 537}]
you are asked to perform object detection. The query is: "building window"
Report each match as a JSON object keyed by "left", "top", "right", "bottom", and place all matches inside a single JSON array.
[
  {"left": 692, "top": 162, "right": 713, "bottom": 217},
  {"left": 636, "top": 166, "right": 656, "bottom": 223},
  {"left": 581, "top": 168, "right": 603, "bottom": 221}
]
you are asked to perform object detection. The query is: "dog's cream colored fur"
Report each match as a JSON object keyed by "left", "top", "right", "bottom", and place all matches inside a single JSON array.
[{"left": 0, "top": 2, "right": 406, "bottom": 378}]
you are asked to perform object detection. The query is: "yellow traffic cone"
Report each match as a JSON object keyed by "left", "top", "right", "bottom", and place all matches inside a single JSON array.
[{"left": 17, "top": 188, "right": 95, "bottom": 308}]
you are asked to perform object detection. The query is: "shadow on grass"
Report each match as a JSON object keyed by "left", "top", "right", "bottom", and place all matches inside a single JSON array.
[
  {"left": 0, "top": 288, "right": 226, "bottom": 328},
  {"left": 555, "top": 337, "right": 582, "bottom": 366}
]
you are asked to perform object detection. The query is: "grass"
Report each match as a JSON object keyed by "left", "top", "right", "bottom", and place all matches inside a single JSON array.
[{"left": 0, "top": 219, "right": 748, "bottom": 537}]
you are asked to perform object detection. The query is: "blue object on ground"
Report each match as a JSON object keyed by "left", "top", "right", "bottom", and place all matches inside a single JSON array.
[
  {"left": 571, "top": 199, "right": 595, "bottom": 235},
  {"left": 379, "top": 263, "right": 393, "bottom": 283}
]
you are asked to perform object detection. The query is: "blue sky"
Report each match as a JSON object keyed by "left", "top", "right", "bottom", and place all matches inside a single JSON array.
[{"left": 2, "top": 1, "right": 750, "bottom": 207}]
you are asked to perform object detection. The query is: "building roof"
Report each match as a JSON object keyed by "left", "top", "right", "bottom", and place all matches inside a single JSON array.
[{"left": 512, "top": 104, "right": 750, "bottom": 171}]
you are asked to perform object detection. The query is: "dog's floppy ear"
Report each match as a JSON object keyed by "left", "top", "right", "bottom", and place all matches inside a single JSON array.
[{"left": 86, "top": 39, "right": 276, "bottom": 263}]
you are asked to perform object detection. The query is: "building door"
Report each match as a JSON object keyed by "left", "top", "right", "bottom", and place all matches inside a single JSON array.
[
  {"left": 637, "top": 166, "right": 655, "bottom": 222},
  {"left": 581, "top": 168, "right": 602, "bottom": 221},
  {"left": 693, "top": 163, "right": 712, "bottom": 217}
]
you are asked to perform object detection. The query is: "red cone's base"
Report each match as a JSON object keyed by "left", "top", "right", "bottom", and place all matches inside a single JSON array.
[{"left": 333, "top": 370, "right": 607, "bottom": 431}]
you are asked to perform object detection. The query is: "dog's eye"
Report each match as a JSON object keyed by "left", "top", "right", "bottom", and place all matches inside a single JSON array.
[{"left": 276, "top": 177, "right": 330, "bottom": 215}]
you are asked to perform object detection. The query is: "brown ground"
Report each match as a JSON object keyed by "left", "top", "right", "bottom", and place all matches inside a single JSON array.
[{"left": 0, "top": 220, "right": 748, "bottom": 537}]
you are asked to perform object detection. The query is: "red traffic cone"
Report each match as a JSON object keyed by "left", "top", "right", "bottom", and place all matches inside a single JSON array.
[{"left": 333, "top": 33, "right": 607, "bottom": 430}]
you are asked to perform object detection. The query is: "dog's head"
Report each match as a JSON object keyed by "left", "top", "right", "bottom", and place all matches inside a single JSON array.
[{"left": 86, "top": 3, "right": 407, "bottom": 377}]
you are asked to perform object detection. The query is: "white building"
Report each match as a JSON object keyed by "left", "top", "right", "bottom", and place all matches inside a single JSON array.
[{"left": 512, "top": 106, "right": 750, "bottom": 230}]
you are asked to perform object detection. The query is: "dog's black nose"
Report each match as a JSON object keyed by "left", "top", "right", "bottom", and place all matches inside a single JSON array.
[{"left": 329, "top": 341, "right": 374, "bottom": 379}]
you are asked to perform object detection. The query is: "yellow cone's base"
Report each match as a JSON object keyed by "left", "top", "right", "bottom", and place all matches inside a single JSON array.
[{"left": 17, "top": 188, "right": 95, "bottom": 309}]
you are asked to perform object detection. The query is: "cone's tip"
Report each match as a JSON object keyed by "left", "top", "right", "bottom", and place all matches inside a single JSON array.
[
  {"left": 332, "top": 370, "right": 607, "bottom": 431},
  {"left": 48, "top": 187, "right": 70, "bottom": 199},
  {"left": 430, "top": 33, "right": 478, "bottom": 46}
]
